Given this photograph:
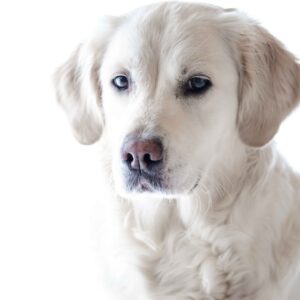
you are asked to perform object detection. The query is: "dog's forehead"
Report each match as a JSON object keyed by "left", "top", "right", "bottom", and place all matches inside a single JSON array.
[{"left": 108, "top": 3, "right": 228, "bottom": 74}]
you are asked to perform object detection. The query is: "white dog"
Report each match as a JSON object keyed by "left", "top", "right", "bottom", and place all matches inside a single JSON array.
[{"left": 54, "top": 2, "right": 300, "bottom": 299}]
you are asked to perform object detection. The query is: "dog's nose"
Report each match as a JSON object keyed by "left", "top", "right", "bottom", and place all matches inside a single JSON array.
[{"left": 121, "top": 138, "right": 163, "bottom": 173}]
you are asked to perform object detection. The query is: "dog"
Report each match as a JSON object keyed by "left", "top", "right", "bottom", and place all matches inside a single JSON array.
[{"left": 54, "top": 2, "right": 300, "bottom": 299}]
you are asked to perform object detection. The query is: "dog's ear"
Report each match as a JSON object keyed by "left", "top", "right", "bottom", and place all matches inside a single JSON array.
[
  {"left": 228, "top": 19, "right": 300, "bottom": 147},
  {"left": 54, "top": 17, "right": 121, "bottom": 144}
]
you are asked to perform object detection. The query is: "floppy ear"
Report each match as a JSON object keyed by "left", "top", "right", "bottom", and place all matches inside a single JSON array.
[
  {"left": 234, "top": 23, "right": 300, "bottom": 147},
  {"left": 54, "top": 17, "right": 121, "bottom": 144}
]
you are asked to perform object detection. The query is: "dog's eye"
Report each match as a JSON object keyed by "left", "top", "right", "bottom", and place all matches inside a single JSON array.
[
  {"left": 112, "top": 75, "right": 129, "bottom": 90},
  {"left": 185, "top": 76, "right": 211, "bottom": 95}
]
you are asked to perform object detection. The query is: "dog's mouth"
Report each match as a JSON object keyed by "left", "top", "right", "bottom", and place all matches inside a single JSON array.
[
  {"left": 124, "top": 169, "right": 164, "bottom": 193},
  {"left": 122, "top": 168, "right": 202, "bottom": 196}
]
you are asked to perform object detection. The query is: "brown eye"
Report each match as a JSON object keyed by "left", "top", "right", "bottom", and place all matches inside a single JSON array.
[
  {"left": 185, "top": 76, "right": 212, "bottom": 95},
  {"left": 112, "top": 75, "right": 129, "bottom": 90}
]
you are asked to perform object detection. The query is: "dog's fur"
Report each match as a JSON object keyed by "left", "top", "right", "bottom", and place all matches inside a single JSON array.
[{"left": 54, "top": 2, "right": 300, "bottom": 299}]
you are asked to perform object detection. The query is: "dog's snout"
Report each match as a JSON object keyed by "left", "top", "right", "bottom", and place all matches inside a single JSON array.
[{"left": 121, "top": 138, "right": 163, "bottom": 173}]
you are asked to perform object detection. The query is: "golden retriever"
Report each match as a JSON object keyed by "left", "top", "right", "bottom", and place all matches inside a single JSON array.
[{"left": 54, "top": 2, "right": 300, "bottom": 299}]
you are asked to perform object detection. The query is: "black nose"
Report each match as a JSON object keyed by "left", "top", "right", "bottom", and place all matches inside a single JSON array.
[{"left": 121, "top": 138, "right": 163, "bottom": 174}]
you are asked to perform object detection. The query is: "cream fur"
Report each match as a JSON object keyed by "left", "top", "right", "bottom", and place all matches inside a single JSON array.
[{"left": 54, "top": 2, "right": 300, "bottom": 299}]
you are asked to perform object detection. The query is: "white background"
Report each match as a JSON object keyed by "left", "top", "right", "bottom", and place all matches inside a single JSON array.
[{"left": 0, "top": 0, "right": 300, "bottom": 299}]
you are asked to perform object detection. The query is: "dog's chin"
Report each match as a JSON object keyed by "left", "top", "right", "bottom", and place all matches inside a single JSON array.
[
  {"left": 116, "top": 174, "right": 201, "bottom": 200},
  {"left": 114, "top": 175, "right": 167, "bottom": 200},
  {"left": 122, "top": 177, "right": 168, "bottom": 199},
  {"left": 132, "top": 179, "right": 157, "bottom": 193}
]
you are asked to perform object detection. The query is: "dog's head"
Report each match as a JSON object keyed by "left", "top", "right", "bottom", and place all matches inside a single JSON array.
[{"left": 54, "top": 3, "right": 300, "bottom": 199}]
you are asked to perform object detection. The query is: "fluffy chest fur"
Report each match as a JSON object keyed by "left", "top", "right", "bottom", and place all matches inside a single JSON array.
[{"left": 122, "top": 203, "right": 254, "bottom": 300}]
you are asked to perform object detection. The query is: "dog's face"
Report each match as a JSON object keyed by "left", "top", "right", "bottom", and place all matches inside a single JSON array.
[
  {"left": 55, "top": 3, "right": 300, "bottom": 199},
  {"left": 100, "top": 11, "right": 239, "bottom": 198}
]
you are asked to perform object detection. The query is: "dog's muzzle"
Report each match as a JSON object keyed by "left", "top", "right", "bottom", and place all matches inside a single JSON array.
[{"left": 121, "top": 136, "right": 164, "bottom": 192}]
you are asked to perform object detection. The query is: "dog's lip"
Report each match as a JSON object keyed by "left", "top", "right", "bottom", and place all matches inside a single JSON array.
[
  {"left": 123, "top": 168, "right": 163, "bottom": 193},
  {"left": 136, "top": 180, "right": 154, "bottom": 192},
  {"left": 120, "top": 143, "right": 167, "bottom": 193}
]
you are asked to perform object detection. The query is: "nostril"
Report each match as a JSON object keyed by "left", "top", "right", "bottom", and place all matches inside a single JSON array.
[
  {"left": 143, "top": 153, "right": 162, "bottom": 165},
  {"left": 126, "top": 153, "right": 134, "bottom": 163},
  {"left": 124, "top": 152, "right": 141, "bottom": 170},
  {"left": 143, "top": 153, "right": 151, "bottom": 164}
]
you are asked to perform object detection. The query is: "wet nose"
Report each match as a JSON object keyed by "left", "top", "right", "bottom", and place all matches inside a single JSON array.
[{"left": 121, "top": 138, "right": 163, "bottom": 173}]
